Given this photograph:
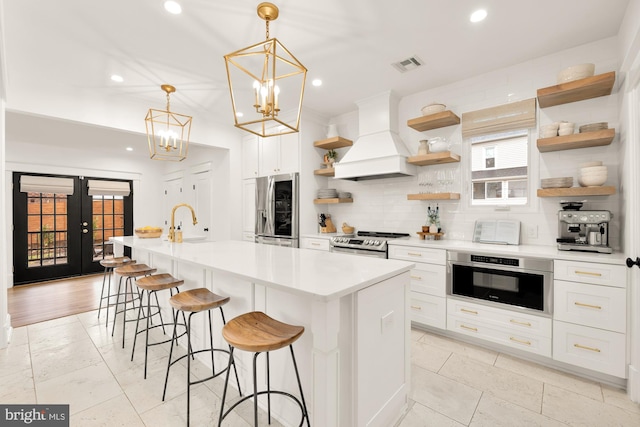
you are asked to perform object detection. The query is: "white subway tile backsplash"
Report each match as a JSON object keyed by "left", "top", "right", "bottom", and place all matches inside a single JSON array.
[{"left": 318, "top": 37, "right": 621, "bottom": 250}]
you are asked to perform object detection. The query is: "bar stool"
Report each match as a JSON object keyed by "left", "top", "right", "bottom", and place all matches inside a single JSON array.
[
  {"left": 97, "top": 256, "right": 134, "bottom": 328},
  {"left": 131, "top": 273, "right": 187, "bottom": 379},
  {"left": 218, "top": 311, "right": 310, "bottom": 427},
  {"left": 111, "top": 263, "right": 157, "bottom": 348},
  {"left": 163, "top": 288, "right": 242, "bottom": 427}
]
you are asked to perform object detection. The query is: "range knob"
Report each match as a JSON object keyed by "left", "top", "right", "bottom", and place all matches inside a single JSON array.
[{"left": 374, "top": 240, "right": 380, "bottom": 245}]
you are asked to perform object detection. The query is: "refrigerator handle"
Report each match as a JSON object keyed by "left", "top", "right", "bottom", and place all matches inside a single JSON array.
[{"left": 265, "top": 177, "right": 275, "bottom": 235}]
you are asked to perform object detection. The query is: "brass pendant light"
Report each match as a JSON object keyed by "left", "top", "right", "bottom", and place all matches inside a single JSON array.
[
  {"left": 145, "top": 84, "right": 192, "bottom": 161},
  {"left": 224, "top": 2, "right": 307, "bottom": 137}
]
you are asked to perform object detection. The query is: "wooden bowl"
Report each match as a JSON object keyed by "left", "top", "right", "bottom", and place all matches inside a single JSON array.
[
  {"left": 135, "top": 227, "right": 162, "bottom": 238},
  {"left": 342, "top": 226, "right": 355, "bottom": 234}
]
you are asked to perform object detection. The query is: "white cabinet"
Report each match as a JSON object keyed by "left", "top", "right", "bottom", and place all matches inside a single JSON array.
[
  {"left": 447, "top": 298, "right": 552, "bottom": 357},
  {"left": 242, "top": 179, "right": 256, "bottom": 236},
  {"left": 301, "top": 237, "right": 330, "bottom": 251},
  {"left": 260, "top": 133, "right": 300, "bottom": 176},
  {"left": 242, "top": 134, "right": 260, "bottom": 179},
  {"left": 389, "top": 244, "right": 446, "bottom": 329},
  {"left": 552, "top": 260, "right": 627, "bottom": 378}
]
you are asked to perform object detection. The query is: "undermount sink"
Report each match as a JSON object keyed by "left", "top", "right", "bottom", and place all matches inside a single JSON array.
[{"left": 182, "top": 235, "right": 207, "bottom": 242}]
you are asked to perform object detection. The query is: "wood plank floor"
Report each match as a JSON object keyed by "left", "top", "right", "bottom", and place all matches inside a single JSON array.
[{"left": 8, "top": 274, "right": 105, "bottom": 327}]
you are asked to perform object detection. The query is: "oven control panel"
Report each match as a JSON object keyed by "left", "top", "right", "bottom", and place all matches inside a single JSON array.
[{"left": 470, "top": 254, "right": 520, "bottom": 267}]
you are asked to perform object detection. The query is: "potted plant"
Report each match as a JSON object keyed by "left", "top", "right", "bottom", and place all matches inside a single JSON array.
[
  {"left": 326, "top": 149, "right": 337, "bottom": 165},
  {"left": 426, "top": 205, "right": 440, "bottom": 233}
]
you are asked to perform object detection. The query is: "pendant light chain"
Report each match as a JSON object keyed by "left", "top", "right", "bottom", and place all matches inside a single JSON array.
[
  {"left": 265, "top": 19, "right": 270, "bottom": 39},
  {"left": 166, "top": 91, "right": 171, "bottom": 112}
]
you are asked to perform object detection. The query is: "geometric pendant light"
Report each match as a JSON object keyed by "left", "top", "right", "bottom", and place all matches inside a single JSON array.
[
  {"left": 145, "top": 84, "right": 192, "bottom": 161},
  {"left": 224, "top": 2, "right": 307, "bottom": 138}
]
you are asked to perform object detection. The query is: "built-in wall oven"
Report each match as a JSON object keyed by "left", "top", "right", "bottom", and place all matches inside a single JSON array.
[{"left": 447, "top": 252, "right": 553, "bottom": 315}]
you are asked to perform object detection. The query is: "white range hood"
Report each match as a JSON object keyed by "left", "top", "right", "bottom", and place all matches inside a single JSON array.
[{"left": 334, "top": 91, "right": 416, "bottom": 181}]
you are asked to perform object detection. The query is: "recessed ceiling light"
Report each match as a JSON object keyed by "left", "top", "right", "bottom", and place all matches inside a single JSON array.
[
  {"left": 312, "top": 79, "right": 322, "bottom": 87},
  {"left": 164, "top": 1, "right": 182, "bottom": 14},
  {"left": 470, "top": 9, "right": 487, "bottom": 23},
  {"left": 110, "top": 74, "right": 124, "bottom": 83},
  {"left": 126, "top": 147, "right": 133, "bottom": 151}
]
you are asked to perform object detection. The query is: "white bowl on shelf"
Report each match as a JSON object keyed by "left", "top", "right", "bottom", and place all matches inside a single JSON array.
[
  {"left": 558, "top": 128, "right": 574, "bottom": 136},
  {"left": 579, "top": 161, "right": 603, "bottom": 168},
  {"left": 557, "top": 63, "right": 595, "bottom": 83},
  {"left": 580, "top": 165, "right": 607, "bottom": 174},
  {"left": 579, "top": 175, "right": 607, "bottom": 187},
  {"left": 421, "top": 103, "right": 446, "bottom": 116}
]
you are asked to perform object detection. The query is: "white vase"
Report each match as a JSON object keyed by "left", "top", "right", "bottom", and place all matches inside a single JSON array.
[
  {"left": 429, "top": 224, "right": 438, "bottom": 233},
  {"left": 418, "top": 140, "right": 429, "bottom": 155},
  {"left": 327, "top": 124, "right": 338, "bottom": 138}
]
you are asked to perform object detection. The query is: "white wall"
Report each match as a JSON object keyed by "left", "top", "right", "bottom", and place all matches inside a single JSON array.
[{"left": 322, "top": 37, "right": 622, "bottom": 248}]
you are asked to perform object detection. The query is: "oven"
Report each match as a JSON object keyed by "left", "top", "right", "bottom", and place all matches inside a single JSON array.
[
  {"left": 447, "top": 251, "right": 553, "bottom": 315},
  {"left": 329, "top": 231, "right": 410, "bottom": 259}
]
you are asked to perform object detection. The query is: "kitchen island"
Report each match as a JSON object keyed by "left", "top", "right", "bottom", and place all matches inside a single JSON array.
[{"left": 111, "top": 236, "right": 414, "bottom": 427}]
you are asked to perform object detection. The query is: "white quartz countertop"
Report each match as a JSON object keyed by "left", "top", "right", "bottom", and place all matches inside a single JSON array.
[
  {"left": 388, "top": 237, "right": 627, "bottom": 266},
  {"left": 112, "top": 237, "right": 414, "bottom": 301}
]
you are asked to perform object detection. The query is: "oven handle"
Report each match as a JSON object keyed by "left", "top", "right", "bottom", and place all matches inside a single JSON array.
[
  {"left": 330, "top": 246, "right": 386, "bottom": 259},
  {"left": 447, "top": 259, "right": 552, "bottom": 276}
]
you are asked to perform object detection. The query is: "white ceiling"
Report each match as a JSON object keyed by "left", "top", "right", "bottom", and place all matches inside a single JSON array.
[{"left": 1, "top": 0, "right": 632, "bottom": 139}]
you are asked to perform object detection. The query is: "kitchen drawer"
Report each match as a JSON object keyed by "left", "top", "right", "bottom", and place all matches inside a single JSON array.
[
  {"left": 554, "top": 260, "right": 626, "bottom": 288},
  {"left": 410, "top": 293, "right": 446, "bottom": 329},
  {"left": 554, "top": 280, "right": 626, "bottom": 333},
  {"left": 447, "top": 315, "right": 552, "bottom": 357},
  {"left": 553, "top": 320, "right": 626, "bottom": 378},
  {"left": 410, "top": 264, "right": 446, "bottom": 297},
  {"left": 242, "top": 232, "right": 255, "bottom": 242},
  {"left": 447, "top": 298, "right": 551, "bottom": 338},
  {"left": 388, "top": 245, "right": 446, "bottom": 265},
  {"left": 301, "top": 237, "right": 330, "bottom": 251}
]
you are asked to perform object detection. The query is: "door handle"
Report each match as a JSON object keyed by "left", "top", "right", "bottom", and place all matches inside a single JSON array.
[
  {"left": 82, "top": 221, "right": 88, "bottom": 226},
  {"left": 626, "top": 257, "right": 640, "bottom": 268},
  {"left": 82, "top": 229, "right": 89, "bottom": 234}
]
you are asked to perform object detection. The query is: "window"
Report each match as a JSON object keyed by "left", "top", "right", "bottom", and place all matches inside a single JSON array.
[{"left": 470, "top": 130, "right": 529, "bottom": 206}]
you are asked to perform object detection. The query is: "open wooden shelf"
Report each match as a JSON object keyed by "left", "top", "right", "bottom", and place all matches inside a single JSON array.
[
  {"left": 314, "top": 167, "right": 335, "bottom": 177},
  {"left": 407, "top": 110, "right": 461, "bottom": 132},
  {"left": 537, "top": 186, "right": 616, "bottom": 197},
  {"left": 537, "top": 71, "right": 615, "bottom": 108},
  {"left": 407, "top": 193, "right": 460, "bottom": 201},
  {"left": 407, "top": 151, "right": 460, "bottom": 166},
  {"left": 537, "top": 128, "right": 615, "bottom": 152},
  {"left": 313, "top": 136, "right": 353, "bottom": 150},
  {"left": 313, "top": 198, "right": 353, "bottom": 204}
]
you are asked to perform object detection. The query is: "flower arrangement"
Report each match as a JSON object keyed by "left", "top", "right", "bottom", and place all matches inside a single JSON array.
[{"left": 427, "top": 205, "right": 440, "bottom": 227}]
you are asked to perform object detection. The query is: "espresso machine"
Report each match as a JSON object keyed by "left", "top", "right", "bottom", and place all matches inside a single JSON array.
[{"left": 557, "top": 209, "right": 612, "bottom": 254}]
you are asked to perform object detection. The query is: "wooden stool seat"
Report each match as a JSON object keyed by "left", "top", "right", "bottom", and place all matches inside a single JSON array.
[
  {"left": 169, "top": 288, "right": 229, "bottom": 313},
  {"left": 135, "top": 273, "right": 184, "bottom": 292},
  {"left": 99, "top": 256, "right": 134, "bottom": 269},
  {"left": 115, "top": 263, "right": 157, "bottom": 277},
  {"left": 222, "top": 311, "right": 304, "bottom": 354}
]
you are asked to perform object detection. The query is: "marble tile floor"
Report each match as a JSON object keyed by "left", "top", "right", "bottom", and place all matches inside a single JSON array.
[{"left": 1, "top": 311, "right": 639, "bottom": 426}]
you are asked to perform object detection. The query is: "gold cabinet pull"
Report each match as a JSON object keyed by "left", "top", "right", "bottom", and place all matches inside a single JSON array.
[
  {"left": 460, "top": 308, "right": 478, "bottom": 315},
  {"left": 574, "top": 301, "right": 602, "bottom": 310},
  {"left": 410, "top": 305, "right": 422, "bottom": 311},
  {"left": 410, "top": 275, "right": 422, "bottom": 280},
  {"left": 509, "top": 336, "right": 532, "bottom": 346},
  {"left": 311, "top": 242, "right": 321, "bottom": 246},
  {"left": 460, "top": 324, "right": 478, "bottom": 332},
  {"left": 574, "top": 270, "right": 602, "bottom": 277},
  {"left": 407, "top": 252, "right": 423, "bottom": 257},
  {"left": 574, "top": 343, "right": 601, "bottom": 353},
  {"left": 510, "top": 319, "right": 532, "bottom": 327}
]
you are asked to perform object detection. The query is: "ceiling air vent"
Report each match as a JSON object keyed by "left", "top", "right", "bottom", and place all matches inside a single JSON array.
[{"left": 392, "top": 55, "right": 424, "bottom": 73}]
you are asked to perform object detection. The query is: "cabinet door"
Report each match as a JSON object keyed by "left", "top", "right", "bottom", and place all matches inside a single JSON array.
[
  {"left": 301, "top": 237, "right": 330, "bottom": 251},
  {"left": 242, "top": 134, "right": 260, "bottom": 179},
  {"left": 242, "top": 179, "right": 256, "bottom": 233},
  {"left": 260, "top": 136, "right": 280, "bottom": 176},
  {"left": 278, "top": 132, "right": 300, "bottom": 174}
]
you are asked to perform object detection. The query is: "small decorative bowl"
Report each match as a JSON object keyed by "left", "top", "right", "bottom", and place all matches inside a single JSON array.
[
  {"left": 135, "top": 227, "right": 163, "bottom": 238},
  {"left": 342, "top": 226, "right": 355, "bottom": 234},
  {"left": 421, "top": 103, "right": 446, "bottom": 116}
]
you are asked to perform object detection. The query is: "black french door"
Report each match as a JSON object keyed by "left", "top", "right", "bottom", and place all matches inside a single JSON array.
[{"left": 12, "top": 173, "right": 133, "bottom": 285}]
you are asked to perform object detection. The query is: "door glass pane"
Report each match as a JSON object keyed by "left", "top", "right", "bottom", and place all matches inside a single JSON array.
[
  {"left": 91, "top": 195, "right": 122, "bottom": 260},
  {"left": 26, "top": 192, "right": 69, "bottom": 267}
]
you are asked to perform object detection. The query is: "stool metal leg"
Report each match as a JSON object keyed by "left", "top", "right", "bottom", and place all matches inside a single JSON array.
[
  {"left": 97, "top": 266, "right": 111, "bottom": 320},
  {"left": 110, "top": 276, "right": 125, "bottom": 338},
  {"left": 253, "top": 352, "right": 260, "bottom": 426},
  {"left": 290, "top": 345, "right": 311, "bottom": 427},
  {"left": 266, "top": 352, "right": 271, "bottom": 424},
  {"left": 218, "top": 346, "right": 235, "bottom": 427}
]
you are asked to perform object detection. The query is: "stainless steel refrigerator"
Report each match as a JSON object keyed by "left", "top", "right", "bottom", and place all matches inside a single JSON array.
[{"left": 255, "top": 172, "right": 299, "bottom": 247}]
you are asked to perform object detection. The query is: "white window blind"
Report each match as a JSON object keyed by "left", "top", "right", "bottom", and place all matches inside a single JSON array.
[
  {"left": 462, "top": 98, "right": 537, "bottom": 138},
  {"left": 20, "top": 175, "right": 74, "bottom": 195},
  {"left": 87, "top": 180, "right": 131, "bottom": 196}
]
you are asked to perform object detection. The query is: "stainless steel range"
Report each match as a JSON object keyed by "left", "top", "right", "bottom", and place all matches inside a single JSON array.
[{"left": 330, "top": 231, "right": 410, "bottom": 258}]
